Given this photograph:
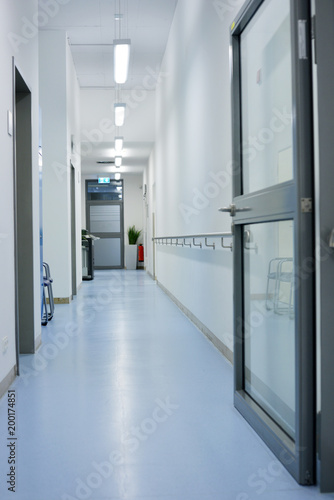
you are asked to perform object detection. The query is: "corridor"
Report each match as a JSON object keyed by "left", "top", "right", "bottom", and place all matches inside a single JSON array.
[{"left": 0, "top": 271, "right": 330, "bottom": 500}]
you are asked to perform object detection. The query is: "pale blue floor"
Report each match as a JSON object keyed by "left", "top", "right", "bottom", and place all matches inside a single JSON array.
[{"left": 0, "top": 270, "right": 332, "bottom": 500}]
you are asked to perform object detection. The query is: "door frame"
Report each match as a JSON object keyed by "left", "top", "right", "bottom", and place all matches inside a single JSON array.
[
  {"left": 70, "top": 163, "right": 77, "bottom": 296},
  {"left": 313, "top": 0, "right": 334, "bottom": 492},
  {"left": 230, "top": 0, "right": 315, "bottom": 484},
  {"left": 86, "top": 200, "right": 124, "bottom": 269},
  {"left": 13, "top": 61, "right": 36, "bottom": 365}
]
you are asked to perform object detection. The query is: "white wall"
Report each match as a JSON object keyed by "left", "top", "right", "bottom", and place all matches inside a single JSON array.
[
  {"left": 40, "top": 31, "right": 81, "bottom": 300},
  {"left": 0, "top": 0, "right": 41, "bottom": 385},
  {"left": 66, "top": 40, "right": 82, "bottom": 292},
  {"left": 123, "top": 173, "right": 144, "bottom": 245},
  {"left": 147, "top": 0, "right": 248, "bottom": 353},
  {"left": 144, "top": 149, "right": 156, "bottom": 277}
]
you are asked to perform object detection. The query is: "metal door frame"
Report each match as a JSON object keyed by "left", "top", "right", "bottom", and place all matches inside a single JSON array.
[
  {"left": 87, "top": 200, "right": 124, "bottom": 269},
  {"left": 230, "top": 0, "right": 315, "bottom": 484},
  {"left": 313, "top": 0, "right": 334, "bottom": 492},
  {"left": 13, "top": 61, "right": 36, "bottom": 362},
  {"left": 70, "top": 164, "right": 77, "bottom": 296}
]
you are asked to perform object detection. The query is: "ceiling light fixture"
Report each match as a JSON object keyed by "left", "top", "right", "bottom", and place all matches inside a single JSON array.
[
  {"left": 115, "top": 156, "right": 122, "bottom": 167},
  {"left": 113, "top": 39, "right": 131, "bottom": 84},
  {"left": 115, "top": 173, "right": 121, "bottom": 180},
  {"left": 114, "top": 103, "right": 126, "bottom": 126},
  {"left": 114, "top": 136, "right": 124, "bottom": 152}
]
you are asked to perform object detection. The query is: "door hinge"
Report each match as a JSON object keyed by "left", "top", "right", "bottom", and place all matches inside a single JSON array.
[
  {"left": 301, "top": 198, "right": 313, "bottom": 213},
  {"left": 298, "top": 20, "right": 308, "bottom": 59},
  {"left": 311, "top": 15, "right": 317, "bottom": 65},
  {"left": 311, "top": 15, "right": 316, "bottom": 41}
]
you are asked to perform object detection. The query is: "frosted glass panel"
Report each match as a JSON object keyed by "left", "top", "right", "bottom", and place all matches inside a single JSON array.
[
  {"left": 241, "top": 0, "right": 293, "bottom": 193},
  {"left": 244, "top": 220, "right": 295, "bottom": 438},
  {"left": 90, "top": 205, "right": 120, "bottom": 233},
  {"left": 94, "top": 238, "right": 121, "bottom": 267}
]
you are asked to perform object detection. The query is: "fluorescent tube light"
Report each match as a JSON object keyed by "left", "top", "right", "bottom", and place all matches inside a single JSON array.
[
  {"left": 115, "top": 136, "right": 124, "bottom": 152},
  {"left": 113, "top": 39, "right": 131, "bottom": 84},
  {"left": 114, "top": 103, "right": 126, "bottom": 126},
  {"left": 115, "top": 156, "right": 122, "bottom": 167}
]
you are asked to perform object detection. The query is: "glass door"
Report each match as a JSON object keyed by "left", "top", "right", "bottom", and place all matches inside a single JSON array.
[
  {"left": 228, "top": 0, "right": 315, "bottom": 484},
  {"left": 87, "top": 202, "right": 124, "bottom": 269},
  {"left": 86, "top": 180, "right": 124, "bottom": 269}
]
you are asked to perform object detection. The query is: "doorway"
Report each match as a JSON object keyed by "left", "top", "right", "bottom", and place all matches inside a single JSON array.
[
  {"left": 13, "top": 64, "right": 35, "bottom": 362},
  {"left": 86, "top": 179, "right": 124, "bottom": 269},
  {"left": 70, "top": 164, "right": 77, "bottom": 297}
]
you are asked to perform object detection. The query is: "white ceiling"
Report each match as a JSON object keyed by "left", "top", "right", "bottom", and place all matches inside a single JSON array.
[{"left": 39, "top": 0, "right": 178, "bottom": 175}]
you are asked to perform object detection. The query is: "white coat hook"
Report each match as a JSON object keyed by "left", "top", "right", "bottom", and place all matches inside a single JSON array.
[
  {"left": 221, "top": 237, "right": 233, "bottom": 251},
  {"left": 205, "top": 238, "right": 215, "bottom": 250}
]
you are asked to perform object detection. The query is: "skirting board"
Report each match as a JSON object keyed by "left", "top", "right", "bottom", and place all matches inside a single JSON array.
[
  {"left": 156, "top": 280, "right": 233, "bottom": 364},
  {"left": 0, "top": 366, "right": 17, "bottom": 401},
  {"left": 46, "top": 297, "right": 71, "bottom": 304},
  {"left": 54, "top": 297, "right": 71, "bottom": 304}
]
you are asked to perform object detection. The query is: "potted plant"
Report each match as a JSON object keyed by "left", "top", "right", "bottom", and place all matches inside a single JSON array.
[{"left": 125, "top": 225, "right": 142, "bottom": 269}]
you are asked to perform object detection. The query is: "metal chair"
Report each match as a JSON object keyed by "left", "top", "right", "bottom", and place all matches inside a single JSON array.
[
  {"left": 266, "top": 257, "right": 293, "bottom": 315},
  {"left": 42, "top": 262, "right": 54, "bottom": 325}
]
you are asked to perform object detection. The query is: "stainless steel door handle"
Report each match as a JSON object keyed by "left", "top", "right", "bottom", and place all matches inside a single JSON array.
[
  {"left": 219, "top": 204, "right": 237, "bottom": 216},
  {"left": 218, "top": 204, "right": 251, "bottom": 217}
]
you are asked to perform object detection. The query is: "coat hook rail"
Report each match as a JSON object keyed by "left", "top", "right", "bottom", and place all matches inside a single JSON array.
[{"left": 153, "top": 232, "right": 233, "bottom": 251}]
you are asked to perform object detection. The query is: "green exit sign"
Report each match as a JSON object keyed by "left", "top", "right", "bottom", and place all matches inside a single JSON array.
[{"left": 98, "top": 177, "right": 111, "bottom": 184}]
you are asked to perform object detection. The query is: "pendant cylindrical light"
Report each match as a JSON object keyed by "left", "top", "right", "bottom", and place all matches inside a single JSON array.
[
  {"left": 114, "top": 103, "right": 126, "bottom": 126},
  {"left": 113, "top": 39, "right": 131, "bottom": 84},
  {"left": 114, "top": 136, "right": 124, "bottom": 152},
  {"left": 115, "top": 156, "right": 122, "bottom": 167}
]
